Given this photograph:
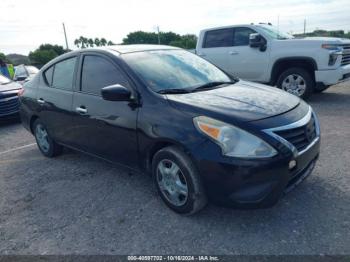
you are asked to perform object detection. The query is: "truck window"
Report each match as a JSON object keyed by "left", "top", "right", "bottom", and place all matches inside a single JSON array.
[
  {"left": 233, "top": 27, "right": 256, "bottom": 46},
  {"left": 203, "top": 28, "right": 233, "bottom": 48}
]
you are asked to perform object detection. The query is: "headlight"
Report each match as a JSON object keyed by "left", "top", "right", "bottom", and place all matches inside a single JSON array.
[
  {"left": 321, "top": 44, "right": 342, "bottom": 51},
  {"left": 193, "top": 116, "right": 277, "bottom": 158}
]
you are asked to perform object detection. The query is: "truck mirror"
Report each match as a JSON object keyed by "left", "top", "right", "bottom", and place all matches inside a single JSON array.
[{"left": 249, "top": 33, "right": 266, "bottom": 51}]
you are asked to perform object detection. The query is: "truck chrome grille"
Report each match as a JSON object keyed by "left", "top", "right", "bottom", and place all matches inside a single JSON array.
[
  {"left": 341, "top": 44, "right": 350, "bottom": 66},
  {"left": 273, "top": 114, "right": 317, "bottom": 152}
]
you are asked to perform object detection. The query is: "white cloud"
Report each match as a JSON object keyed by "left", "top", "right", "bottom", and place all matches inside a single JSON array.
[{"left": 0, "top": 0, "right": 349, "bottom": 54}]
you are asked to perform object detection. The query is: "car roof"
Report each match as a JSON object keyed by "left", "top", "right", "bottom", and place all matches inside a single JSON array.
[{"left": 105, "top": 44, "right": 180, "bottom": 54}]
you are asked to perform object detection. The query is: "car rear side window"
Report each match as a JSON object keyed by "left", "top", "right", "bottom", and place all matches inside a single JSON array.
[
  {"left": 44, "top": 66, "right": 54, "bottom": 86},
  {"left": 80, "top": 55, "right": 129, "bottom": 95},
  {"left": 52, "top": 57, "right": 77, "bottom": 90},
  {"left": 203, "top": 28, "right": 233, "bottom": 48},
  {"left": 234, "top": 27, "right": 256, "bottom": 46}
]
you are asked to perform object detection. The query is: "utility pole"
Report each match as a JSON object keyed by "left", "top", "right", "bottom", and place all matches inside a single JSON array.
[
  {"left": 303, "top": 19, "right": 306, "bottom": 35},
  {"left": 157, "top": 26, "right": 161, "bottom": 45},
  {"left": 62, "top": 23, "right": 69, "bottom": 50}
]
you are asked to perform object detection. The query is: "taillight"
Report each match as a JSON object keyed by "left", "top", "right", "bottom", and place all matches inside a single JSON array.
[{"left": 18, "top": 88, "right": 25, "bottom": 96}]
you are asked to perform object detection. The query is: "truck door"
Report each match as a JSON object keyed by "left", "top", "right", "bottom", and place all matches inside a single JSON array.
[
  {"left": 229, "top": 27, "right": 270, "bottom": 82},
  {"left": 196, "top": 28, "right": 235, "bottom": 73}
]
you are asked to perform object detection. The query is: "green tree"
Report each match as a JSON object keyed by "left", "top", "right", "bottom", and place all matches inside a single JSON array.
[
  {"left": 0, "top": 52, "right": 13, "bottom": 64},
  {"left": 74, "top": 36, "right": 114, "bottom": 48},
  {"left": 28, "top": 44, "right": 66, "bottom": 66},
  {"left": 122, "top": 31, "right": 197, "bottom": 49}
]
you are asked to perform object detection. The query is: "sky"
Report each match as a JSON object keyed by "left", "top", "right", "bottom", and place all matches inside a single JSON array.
[{"left": 1, "top": 0, "right": 350, "bottom": 55}]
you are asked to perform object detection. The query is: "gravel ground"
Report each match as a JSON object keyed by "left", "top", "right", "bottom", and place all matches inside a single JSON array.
[{"left": 0, "top": 83, "right": 349, "bottom": 255}]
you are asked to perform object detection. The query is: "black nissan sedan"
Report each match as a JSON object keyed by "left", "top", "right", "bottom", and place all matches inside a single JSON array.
[
  {"left": 19, "top": 45, "right": 320, "bottom": 215},
  {"left": 0, "top": 74, "right": 23, "bottom": 118}
]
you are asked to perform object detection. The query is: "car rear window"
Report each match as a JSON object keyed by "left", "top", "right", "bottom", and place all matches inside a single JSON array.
[
  {"left": 44, "top": 66, "right": 54, "bottom": 86},
  {"left": 52, "top": 57, "right": 77, "bottom": 90}
]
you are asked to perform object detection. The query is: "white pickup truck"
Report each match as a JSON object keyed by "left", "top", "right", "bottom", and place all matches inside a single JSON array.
[{"left": 195, "top": 24, "right": 350, "bottom": 98}]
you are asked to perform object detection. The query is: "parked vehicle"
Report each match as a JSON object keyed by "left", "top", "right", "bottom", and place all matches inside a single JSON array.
[
  {"left": 20, "top": 45, "right": 320, "bottom": 214},
  {"left": 0, "top": 74, "right": 23, "bottom": 118},
  {"left": 14, "top": 65, "right": 39, "bottom": 84},
  {"left": 195, "top": 23, "right": 350, "bottom": 98}
]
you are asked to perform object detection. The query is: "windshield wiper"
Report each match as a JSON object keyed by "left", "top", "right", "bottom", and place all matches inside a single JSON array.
[
  {"left": 191, "top": 81, "right": 237, "bottom": 92},
  {"left": 157, "top": 88, "right": 192, "bottom": 94}
]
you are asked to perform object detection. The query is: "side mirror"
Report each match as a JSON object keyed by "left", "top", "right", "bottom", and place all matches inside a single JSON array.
[
  {"left": 15, "top": 76, "right": 28, "bottom": 81},
  {"left": 101, "top": 84, "right": 132, "bottom": 101},
  {"left": 249, "top": 33, "right": 266, "bottom": 51}
]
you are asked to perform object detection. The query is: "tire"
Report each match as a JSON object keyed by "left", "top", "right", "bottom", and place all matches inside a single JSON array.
[
  {"left": 314, "top": 84, "right": 331, "bottom": 93},
  {"left": 276, "top": 67, "right": 314, "bottom": 99},
  {"left": 152, "top": 146, "right": 207, "bottom": 215},
  {"left": 33, "top": 119, "right": 63, "bottom": 157}
]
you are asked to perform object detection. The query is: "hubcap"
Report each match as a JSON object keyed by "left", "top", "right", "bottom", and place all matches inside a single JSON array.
[
  {"left": 281, "top": 74, "right": 306, "bottom": 97},
  {"left": 35, "top": 124, "right": 50, "bottom": 153},
  {"left": 156, "top": 159, "right": 188, "bottom": 207}
]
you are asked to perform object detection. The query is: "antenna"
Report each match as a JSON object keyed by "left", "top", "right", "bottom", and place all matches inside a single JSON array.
[{"left": 62, "top": 23, "right": 69, "bottom": 50}]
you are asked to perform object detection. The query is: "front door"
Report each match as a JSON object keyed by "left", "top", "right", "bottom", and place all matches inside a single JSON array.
[
  {"left": 229, "top": 27, "right": 270, "bottom": 82},
  {"left": 71, "top": 53, "right": 138, "bottom": 168}
]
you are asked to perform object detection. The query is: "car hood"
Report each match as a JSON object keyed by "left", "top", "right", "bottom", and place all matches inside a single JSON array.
[
  {"left": 0, "top": 81, "right": 22, "bottom": 92},
  {"left": 166, "top": 81, "right": 300, "bottom": 122}
]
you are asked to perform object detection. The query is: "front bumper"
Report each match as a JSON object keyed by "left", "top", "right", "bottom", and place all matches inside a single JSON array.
[
  {"left": 315, "top": 64, "right": 350, "bottom": 85},
  {"left": 191, "top": 107, "right": 321, "bottom": 209},
  {"left": 0, "top": 96, "right": 20, "bottom": 118},
  {"left": 192, "top": 138, "right": 319, "bottom": 208}
]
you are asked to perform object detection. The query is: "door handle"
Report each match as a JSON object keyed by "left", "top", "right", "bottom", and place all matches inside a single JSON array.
[
  {"left": 37, "top": 98, "right": 45, "bottom": 105},
  {"left": 76, "top": 106, "right": 88, "bottom": 115},
  {"left": 229, "top": 51, "right": 239, "bottom": 55}
]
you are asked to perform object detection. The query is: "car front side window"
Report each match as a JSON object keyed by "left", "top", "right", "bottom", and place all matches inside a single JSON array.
[{"left": 80, "top": 55, "right": 129, "bottom": 96}]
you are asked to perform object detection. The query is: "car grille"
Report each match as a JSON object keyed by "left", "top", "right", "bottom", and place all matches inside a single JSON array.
[
  {"left": 273, "top": 114, "right": 317, "bottom": 152},
  {"left": 0, "top": 95, "right": 20, "bottom": 116},
  {"left": 341, "top": 44, "right": 350, "bottom": 66}
]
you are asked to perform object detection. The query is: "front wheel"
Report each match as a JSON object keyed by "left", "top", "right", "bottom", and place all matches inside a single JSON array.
[
  {"left": 277, "top": 67, "right": 314, "bottom": 99},
  {"left": 33, "top": 119, "right": 63, "bottom": 157},
  {"left": 152, "top": 146, "right": 207, "bottom": 215}
]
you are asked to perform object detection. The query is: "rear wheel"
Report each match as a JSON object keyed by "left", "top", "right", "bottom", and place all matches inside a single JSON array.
[
  {"left": 33, "top": 119, "right": 63, "bottom": 157},
  {"left": 277, "top": 67, "right": 314, "bottom": 99},
  {"left": 152, "top": 146, "right": 207, "bottom": 215}
]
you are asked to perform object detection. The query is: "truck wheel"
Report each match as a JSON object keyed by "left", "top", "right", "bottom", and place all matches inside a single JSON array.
[
  {"left": 33, "top": 119, "right": 63, "bottom": 157},
  {"left": 152, "top": 146, "right": 207, "bottom": 215},
  {"left": 277, "top": 67, "right": 314, "bottom": 99}
]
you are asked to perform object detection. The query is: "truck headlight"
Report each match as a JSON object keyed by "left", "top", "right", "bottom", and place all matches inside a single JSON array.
[
  {"left": 322, "top": 44, "right": 343, "bottom": 66},
  {"left": 193, "top": 116, "right": 277, "bottom": 158}
]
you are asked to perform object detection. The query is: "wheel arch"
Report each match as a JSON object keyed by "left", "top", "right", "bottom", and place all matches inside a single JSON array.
[
  {"left": 29, "top": 115, "right": 39, "bottom": 134},
  {"left": 270, "top": 57, "right": 318, "bottom": 86},
  {"left": 144, "top": 139, "right": 191, "bottom": 175}
]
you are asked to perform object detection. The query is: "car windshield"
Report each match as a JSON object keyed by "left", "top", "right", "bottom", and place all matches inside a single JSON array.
[
  {"left": 26, "top": 66, "right": 39, "bottom": 74},
  {"left": 0, "top": 74, "right": 11, "bottom": 84},
  {"left": 122, "top": 50, "right": 232, "bottom": 92},
  {"left": 257, "top": 25, "right": 294, "bottom": 40}
]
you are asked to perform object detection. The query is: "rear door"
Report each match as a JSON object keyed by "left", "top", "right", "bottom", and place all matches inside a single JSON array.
[
  {"left": 196, "top": 28, "right": 234, "bottom": 73},
  {"left": 36, "top": 56, "right": 78, "bottom": 144},
  {"left": 70, "top": 53, "right": 138, "bottom": 168}
]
